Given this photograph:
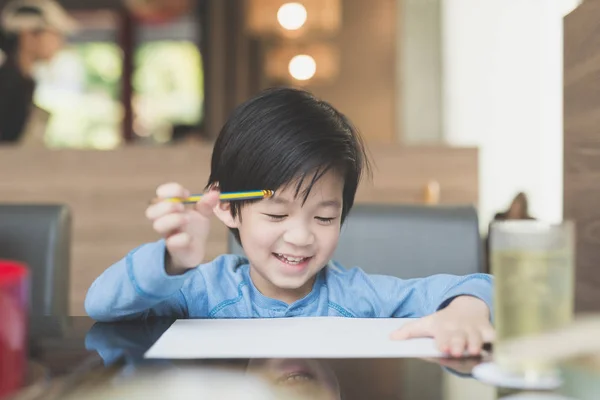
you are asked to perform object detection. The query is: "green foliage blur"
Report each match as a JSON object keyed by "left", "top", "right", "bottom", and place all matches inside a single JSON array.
[{"left": 34, "top": 41, "right": 203, "bottom": 149}]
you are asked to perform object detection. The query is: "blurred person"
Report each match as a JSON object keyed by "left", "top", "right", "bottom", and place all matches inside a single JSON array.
[
  {"left": 492, "top": 192, "right": 535, "bottom": 221},
  {"left": 484, "top": 192, "right": 536, "bottom": 272},
  {"left": 0, "top": 0, "right": 76, "bottom": 144}
]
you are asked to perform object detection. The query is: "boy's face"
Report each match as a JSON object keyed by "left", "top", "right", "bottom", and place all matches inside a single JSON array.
[{"left": 217, "top": 170, "right": 344, "bottom": 302}]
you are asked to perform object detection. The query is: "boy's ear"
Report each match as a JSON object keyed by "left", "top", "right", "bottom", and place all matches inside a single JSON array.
[{"left": 213, "top": 201, "right": 239, "bottom": 228}]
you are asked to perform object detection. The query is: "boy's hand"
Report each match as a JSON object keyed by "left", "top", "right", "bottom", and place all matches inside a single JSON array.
[
  {"left": 145, "top": 182, "right": 220, "bottom": 274},
  {"left": 390, "top": 296, "right": 495, "bottom": 357}
]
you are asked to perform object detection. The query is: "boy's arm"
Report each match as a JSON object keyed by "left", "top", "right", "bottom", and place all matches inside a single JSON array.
[
  {"left": 85, "top": 240, "right": 205, "bottom": 322},
  {"left": 353, "top": 271, "right": 493, "bottom": 318},
  {"left": 359, "top": 271, "right": 494, "bottom": 356},
  {"left": 384, "top": 275, "right": 494, "bottom": 356},
  {"left": 383, "top": 273, "right": 492, "bottom": 318}
]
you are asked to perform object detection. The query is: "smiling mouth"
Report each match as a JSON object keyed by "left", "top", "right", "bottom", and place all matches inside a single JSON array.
[{"left": 273, "top": 253, "right": 312, "bottom": 265}]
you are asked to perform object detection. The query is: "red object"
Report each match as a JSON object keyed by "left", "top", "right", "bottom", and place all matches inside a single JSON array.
[{"left": 0, "top": 261, "right": 29, "bottom": 398}]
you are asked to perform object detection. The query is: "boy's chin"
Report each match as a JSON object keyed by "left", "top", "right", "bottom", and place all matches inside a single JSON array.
[
  {"left": 268, "top": 274, "right": 316, "bottom": 291},
  {"left": 270, "top": 277, "right": 311, "bottom": 290}
]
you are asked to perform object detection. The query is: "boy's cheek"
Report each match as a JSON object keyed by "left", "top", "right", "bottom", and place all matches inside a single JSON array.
[
  {"left": 241, "top": 221, "right": 283, "bottom": 249},
  {"left": 318, "top": 230, "right": 341, "bottom": 258}
]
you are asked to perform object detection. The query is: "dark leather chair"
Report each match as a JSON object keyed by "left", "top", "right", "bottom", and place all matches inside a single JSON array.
[
  {"left": 228, "top": 203, "right": 483, "bottom": 277},
  {"left": 0, "top": 204, "right": 71, "bottom": 315}
]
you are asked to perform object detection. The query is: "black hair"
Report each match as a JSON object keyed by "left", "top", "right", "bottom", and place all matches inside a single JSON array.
[{"left": 207, "top": 86, "right": 370, "bottom": 245}]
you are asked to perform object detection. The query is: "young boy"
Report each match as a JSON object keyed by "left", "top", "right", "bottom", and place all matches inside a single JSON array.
[{"left": 85, "top": 87, "right": 494, "bottom": 357}]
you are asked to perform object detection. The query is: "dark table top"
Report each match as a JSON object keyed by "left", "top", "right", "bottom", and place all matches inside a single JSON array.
[{"left": 8, "top": 316, "right": 569, "bottom": 400}]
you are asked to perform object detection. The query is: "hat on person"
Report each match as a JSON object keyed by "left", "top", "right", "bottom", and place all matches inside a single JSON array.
[{"left": 1, "top": 0, "right": 78, "bottom": 35}]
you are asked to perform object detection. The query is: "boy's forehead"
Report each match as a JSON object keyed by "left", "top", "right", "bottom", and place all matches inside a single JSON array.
[{"left": 271, "top": 171, "right": 344, "bottom": 202}]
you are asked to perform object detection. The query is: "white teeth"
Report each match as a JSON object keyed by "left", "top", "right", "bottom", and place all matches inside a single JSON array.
[{"left": 276, "top": 253, "right": 308, "bottom": 264}]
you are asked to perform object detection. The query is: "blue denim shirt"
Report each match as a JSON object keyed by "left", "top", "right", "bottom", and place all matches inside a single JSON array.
[{"left": 85, "top": 240, "right": 493, "bottom": 322}]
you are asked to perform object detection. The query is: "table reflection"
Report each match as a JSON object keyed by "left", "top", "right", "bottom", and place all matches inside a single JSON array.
[{"left": 81, "top": 317, "right": 484, "bottom": 400}]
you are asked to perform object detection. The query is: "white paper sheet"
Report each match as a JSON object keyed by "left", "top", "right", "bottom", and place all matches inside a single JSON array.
[{"left": 144, "top": 317, "right": 445, "bottom": 359}]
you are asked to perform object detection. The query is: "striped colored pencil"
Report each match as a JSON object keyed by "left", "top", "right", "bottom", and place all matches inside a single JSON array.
[{"left": 153, "top": 189, "right": 274, "bottom": 205}]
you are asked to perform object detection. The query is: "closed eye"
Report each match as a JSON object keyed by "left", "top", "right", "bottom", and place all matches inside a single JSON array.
[
  {"left": 315, "top": 217, "right": 336, "bottom": 225},
  {"left": 264, "top": 214, "right": 287, "bottom": 221}
]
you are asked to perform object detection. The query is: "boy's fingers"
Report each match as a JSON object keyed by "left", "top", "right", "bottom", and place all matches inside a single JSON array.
[
  {"left": 481, "top": 326, "right": 496, "bottom": 343},
  {"left": 146, "top": 200, "right": 184, "bottom": 220},
  {"left": 466, "top": 327, "right": 483, "bottom": 356},
  {"left": 156, "top": 182, "right": 190, "bottom": 199},
  {"left": 390, "top": 319, "right": 430, "bottom": 340},
  {"left": 435, "top": 333, "right": 451, "bottom": 354},
  {"left": 194, "top": 190, "right": 220, "bottom": 218},
  {"left": 449, "top": 332, "right": 468, "bottom": 358},
  {"left": 166, "top": 232, "right": 192, "bottom": 250},
  {"left": 153, "top": 213, "right": 188, "bottom": 235}
]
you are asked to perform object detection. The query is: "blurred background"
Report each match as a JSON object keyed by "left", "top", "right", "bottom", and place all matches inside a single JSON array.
[
  {"left": 0, "top": 0, "right": 583, "bottom": 226},
  {"left": 6, "top": 2, "right": 600, "bottom": 398},
  {"left": 2, "top": 0, "right": 597, "bottom": 317}
]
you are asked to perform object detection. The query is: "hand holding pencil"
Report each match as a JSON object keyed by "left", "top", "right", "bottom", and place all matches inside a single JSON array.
[{"left": 145, "top": 182, "right": 221, "bottom": 275}]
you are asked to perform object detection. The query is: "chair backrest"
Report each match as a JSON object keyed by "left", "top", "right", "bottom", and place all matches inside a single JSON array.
[
  {"left": 0, "top": 204, "right": 71, "bottom": 315},
  {"left": 228, "top": 204, "right": 482, "bottom": 278}
]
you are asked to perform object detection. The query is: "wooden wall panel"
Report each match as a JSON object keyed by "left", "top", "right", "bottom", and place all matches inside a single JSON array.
[
  {"left": 0, "top": 145, "right": 477, "bottom": 315},
  {"left": 564, "top": 0, "right": 600, "bottom": 312}
]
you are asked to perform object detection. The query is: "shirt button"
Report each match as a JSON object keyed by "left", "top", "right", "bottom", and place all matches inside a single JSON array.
[{"left": 272, "top": 309, "right": 286, "bottom": 317}]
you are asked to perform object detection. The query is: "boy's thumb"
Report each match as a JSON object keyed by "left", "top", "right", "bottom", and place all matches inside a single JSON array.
[{"left": 195, "top": 190, "right": 220, "bottom": 217}]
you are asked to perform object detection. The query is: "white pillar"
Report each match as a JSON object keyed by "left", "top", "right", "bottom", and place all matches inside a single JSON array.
[
  {"left": 442, "top": 0, "right": 577, "bottom": 226},
  {"left": 398, "top": 0, "right": 443, "bottom": 144}
]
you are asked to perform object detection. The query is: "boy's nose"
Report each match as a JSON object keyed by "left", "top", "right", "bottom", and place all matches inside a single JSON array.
[{"left": 283, "top": 225, "right": 315, "bottom": 247}]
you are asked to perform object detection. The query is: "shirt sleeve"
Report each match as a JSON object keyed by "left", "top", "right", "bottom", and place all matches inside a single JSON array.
[
  {"left": 84, "top": 240, "right": 204, "bottom": 322},
  {"left": 329, "top": 265, "right": 493, "bottom": 318},
  {"left": 85, "top": 318, "right": 176, "bottom": 366},
  {"left": 373, "top": 272, "right": 493, "bottom": 318}
]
